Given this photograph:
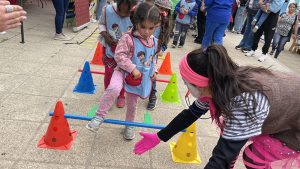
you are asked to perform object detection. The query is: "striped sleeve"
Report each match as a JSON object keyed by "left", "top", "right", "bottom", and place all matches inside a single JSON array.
[{"left": 222, "top": 92, "right": 270, "bottom": 141}]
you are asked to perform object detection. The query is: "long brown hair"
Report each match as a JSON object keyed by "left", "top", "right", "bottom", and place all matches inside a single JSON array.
[{"left": 187, "top": 45, "right": 272, "bottom": 126}]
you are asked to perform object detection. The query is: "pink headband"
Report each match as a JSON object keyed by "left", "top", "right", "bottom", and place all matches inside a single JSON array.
[{"left": 179, "top": 53, "right": 209, "bottom": 87}]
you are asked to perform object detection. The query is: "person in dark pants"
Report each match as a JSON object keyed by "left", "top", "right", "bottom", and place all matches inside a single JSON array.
[
  {"left": 194, "top": 0, "right": 206, "bottom": 44},
  {"left": 52, "top": 0, "right": 71, "bottom": 41},
  {"left": 246, "top": 0, "right": 285, "bottom": 62}
]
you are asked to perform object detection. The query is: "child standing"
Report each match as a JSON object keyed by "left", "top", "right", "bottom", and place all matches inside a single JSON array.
[
  {"left": 98, "top": 0, "right": 137, "bottom": 108},
  {"left": 252, "top": 0, "right": 271, "bottom": 33},
  {"left": 146, "top": 0, "right": 173, "bottom": 110},
  {"left": 87, "top": 2, "right": 161, "bottom": 140},
  {"left": 172, "top": 0, "right": 197, "bottom": 48}
]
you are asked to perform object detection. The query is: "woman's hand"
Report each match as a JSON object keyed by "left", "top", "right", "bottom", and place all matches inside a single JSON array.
[
  {"left": 132, "top": 68, "right": 141, "bottom": 79},
  {"left": 0, "top": 2, "right": 27, "bottom": 32}
]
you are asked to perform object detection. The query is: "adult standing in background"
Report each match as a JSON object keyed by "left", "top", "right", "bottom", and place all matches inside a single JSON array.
[
  {"left": 233, "top": 0, "right": 248, "bottom": 34},
  {"left": 96, "top": 0, "right": 107, "bottom": 20},
  {"left": 246, "top": 0, "right": 285, "bottom": 62},
  {"left": 52, "top": 0, "right": 71, "bottom": 41},
  {"left": 0, "top": 0, "right": 27, "bottom": 32},
  {"left": 194, "top": 0, "right": 206, "bottom": 44},
  {"left": 201, "top": 0, "right": 234, "bottom": 49},
  {"left": 235, "top": 0, "right": 260, "bottom": 53}
]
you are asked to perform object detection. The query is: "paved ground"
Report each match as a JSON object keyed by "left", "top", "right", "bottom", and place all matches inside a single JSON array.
[{"left": 1, "top": 2, "right": 299, "bottom": 169}]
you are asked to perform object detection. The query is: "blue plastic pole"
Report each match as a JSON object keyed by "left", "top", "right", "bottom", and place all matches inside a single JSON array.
[{"left": 49, "top": 112, "right": 186, "bottom": 132}]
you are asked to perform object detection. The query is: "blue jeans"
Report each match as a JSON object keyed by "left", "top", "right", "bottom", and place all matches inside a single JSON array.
[
  {"left": 201, "top": 20, "right": 228, "bottom": 49},
  {"left": 238, "top": 12, "right": 255, "bottom": 50},
  {"left": 254, "top": 10, "right": 268, "bottom": 28},
  {"left": 271, "top": 32, "right": 290, "bottom": 58},
  {"left": 96, "top": 0, "right": 107, "bottom": 20},
  {"left": 52, "top": 0, "right": 69, "bottom": 34},
  {"left": 234, "top": 6, "right": 246, "bottom": 32}
]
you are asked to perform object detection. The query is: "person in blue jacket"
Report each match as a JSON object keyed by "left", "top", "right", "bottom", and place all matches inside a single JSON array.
[{"left": 201, "top": 0, "right": 234, "bottom": 49}]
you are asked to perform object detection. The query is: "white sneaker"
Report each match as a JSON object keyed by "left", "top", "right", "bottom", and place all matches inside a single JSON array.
[
  {"left": 245, "top": 50, "right": 255, "bottom": 57},
  {"left": 54, "top": 33, "right": 71, "bottom": 41},
  {"left": 258, "top": 54, "right": 268, "bottom": 62}
]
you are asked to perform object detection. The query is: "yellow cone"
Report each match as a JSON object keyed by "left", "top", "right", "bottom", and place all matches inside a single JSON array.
[
  {"left": 169, "top": 123, "right": 201, "bottom": 164},
  {"left": 160, "top": 73, "right": 180, "bottom": 104}
]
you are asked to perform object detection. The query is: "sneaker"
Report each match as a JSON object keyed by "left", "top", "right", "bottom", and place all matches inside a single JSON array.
[
  {"left": 241, "top": 48, "right": 251, "bottom": 53},
  {"left": 252, "top": 26, "right": 259, "bottom": 33},
  {"left": 258, "top": 54, "right": 268, "bottom": 62},
  {"left": 171, "top": 44, "right": 176, "bottom": 48},
  {"left": 235, "top": 45, "right": 242, "bottom": 50},
  {"left": 54, "top": 33, "right": 71, "bottom": 41},
  {"left": 86, "top": 116, "right": 105, "bottom": 132},
  {"left": 116, "top": 97, "right": 125, "bottom": 108},
  {"left": 245, "top": 50, "right": 255, "bottom": 57},
  {"left": 147, "top": 92, "right": 157, "bottom": 110},
  {"left": 123, "top": 126, "right": 135, "bottom": 140},
  {"left": 251, "top": 19, "right": 257, "bottom": 26},
  {"left": 269, "top": 50, "right": 274, "bottom": 55},
  {"left": 178, "top": 45, "right": 183, "bottom": 48}
]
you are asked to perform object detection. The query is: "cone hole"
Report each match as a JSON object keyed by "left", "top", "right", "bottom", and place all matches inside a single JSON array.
[
  {"left": 52, "top": 138, "right": 57, "bottom": 142},
  {"left": 54, "top": 116, "right": 59, "bottom": 120},
  {"left": 69, "top": 132, "right": 72, "bottom": 136},
  {"left": 53, "top": 127, "right": 58, "bottom": 132},
  {"left": 186, "top": 153, "right": 191, "bottom": 157},
  {"left": 174, "top": 145, "right": 177, "bottom": 148}
]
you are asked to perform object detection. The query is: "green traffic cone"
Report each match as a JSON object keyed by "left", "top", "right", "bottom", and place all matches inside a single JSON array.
[
  {"left": 144, "top": 111, "right": 152, "bottom": 124},
  {"left": 160, "top": 73, "right": 181, "bottom": 104},
  {"left": 87, "top": 105, "right": 98, "bottom": 117}
]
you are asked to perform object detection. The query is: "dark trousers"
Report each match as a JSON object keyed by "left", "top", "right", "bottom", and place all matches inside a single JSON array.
[
  {"left": 52, "top": 0, "right": 69, "bottom": 34},
  {"left": 195, "top": 10, "right": 206, "bottom": 43},
  {"left": 251, "top": 12, "right": 279, "bottom": 54},
  {"left": 173, "top": 22, "right": 190, "bottom": 46}
]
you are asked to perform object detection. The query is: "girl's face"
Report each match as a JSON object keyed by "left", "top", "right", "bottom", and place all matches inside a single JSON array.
[
  {"left": 119, "top": 3, "right": 134, "bottom": 16},
  {"left": 288, "top": 4, "right": 296, "bottom": 13},
  {"left": 157, "top": 6, "right": 169, "bottom": 16},
  {"left": 137, "top": 20, "right": 156, "bottom": 39},
  {"left": 183, "top": 80, "right": 211, "bottom": 98}
]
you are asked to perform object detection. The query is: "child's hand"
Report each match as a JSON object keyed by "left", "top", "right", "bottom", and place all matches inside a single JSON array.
[
  {"left": 134, "top": 132, "right": 161, "bottom": 155},
  {"left": 132, "top": 68, "right": 141, "bottom": 79},
  {"left": 151, "top": 72, "right": 157, "bottom": 81}
]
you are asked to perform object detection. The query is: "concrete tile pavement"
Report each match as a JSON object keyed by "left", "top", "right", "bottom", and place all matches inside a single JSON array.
[{"left": 1, "top": 2, "right": 300, "bottom": 169}]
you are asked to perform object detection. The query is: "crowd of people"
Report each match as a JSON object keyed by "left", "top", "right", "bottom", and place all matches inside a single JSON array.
[{"left": 1, "top": 0, "right": 300, "bottom": 168}]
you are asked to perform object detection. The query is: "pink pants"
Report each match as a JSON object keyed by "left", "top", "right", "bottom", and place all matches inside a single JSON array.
[
  {"left": 97, "top": 70, "right": 139, "bottom": 121},
  {"left": 103, "top": 56, "right": 125, "bottom": 99}
]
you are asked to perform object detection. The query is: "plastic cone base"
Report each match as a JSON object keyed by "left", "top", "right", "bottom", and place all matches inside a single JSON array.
[
  {"left": 169, "top": 142, "right": 201, "bottom": 164},
  {"left": 87, "top": 105, "right": 98, "bottom": 117},
  {"left": 38, "top": 130, "right": 78, "bottom": 150}
]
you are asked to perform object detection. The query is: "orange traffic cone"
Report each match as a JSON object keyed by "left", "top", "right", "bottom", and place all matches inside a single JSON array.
[
  {"left": 37, "top": 101, "right": 77, "bottom": 150},
  {"left": 90, "top": 42, "right": 104, "bottom": 66},
  {"left": 158, "top": 52, "right": 173, "bottom": 75}
]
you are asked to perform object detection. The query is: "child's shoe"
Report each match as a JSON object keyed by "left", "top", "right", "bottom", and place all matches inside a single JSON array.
[
  {"left": 252, "top": 26, "right": 259, "bottom": 33},
  {"left": 178, "top": 44, "right": 184, "bottom": 48},
  {"left": 124, "top": 126, "right": 135, "bottom": 140},
  {"left": 147, "top": 92, "right": 157, "bottom": 110},
  {"left": 116, "top": 97, "right": 125, "bottom": 108},
  {"left": 86, "top": 116, "right": 105, "bottom": 132},
  {"left": 54, "top": 33, "right": 71, "bottom": 41},
  {"left": 171, "top": 44, "right": 176, "bottom": 48}
]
